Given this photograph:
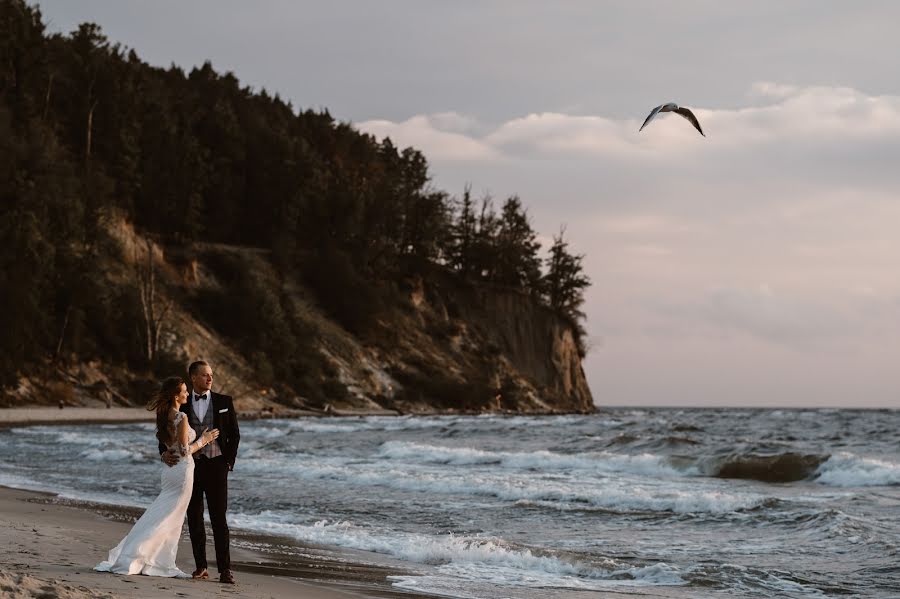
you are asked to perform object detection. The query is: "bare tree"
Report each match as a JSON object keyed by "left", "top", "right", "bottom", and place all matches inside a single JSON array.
[
  {"left": 137, "top": 238, "right": 173, "bottom": 364},
  {"left": 85, "top": 98, "right": 97, "bottom": 164},
  {"left": 42, "top": 73, "right": 54, "bottom": 122}
]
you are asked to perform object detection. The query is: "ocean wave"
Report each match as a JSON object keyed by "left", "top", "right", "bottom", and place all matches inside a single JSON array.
[
  {"left": 605, "top": 433, "right": 639, "bottom": 445},
  {"left": 0, "top": 471, "right": 66, "bottom": 495},
  {"left": 687, "top": 563, "right": 832, "bottom": 597},
  {"left": 705, "top": 453, "right": 830, "bottom": 483},
  {"left": 59, "top": 431, "right": 111, "bottom": 446},
  {"left": 280, "top": 416, "right": 456, "bottom": 434},
  {"left": 248, "top": 426, "right": 288, "bottom": 439},
  {"left": 229, "top": 511, "right": 685, "bottom": 590},
  {"left": 389, "top": 562, "right": 684, "bottom": 596},
  {"left": 814, "top": 453, "right": 900, "bottom": 487},
  {"left": 245, "top": 414, "right": 700, "bottom": 450},
  {"left": 255, "top": 415, "right": 592, "bottom": 436},
  {"left": 0, "top": 472, "right": 151, "bottom": 509},
  {"left": 377, "top": 441, "right": 695, "bottom": 478},
  {"left": 671, "top": 423, "right": 704, "bottom": 433},
  {"left": 10, "top": 425, "right": 153, "bottom": 447},
  {"left": 79, "top": 448, "right": 136, "bottom": 461},
  {"left": 10, "top": 427, "right": 107, "bottom": 446},
  {"left": 231, "top": 512, "right": 595, "bottom": 573},
  {"left": 249, "top": 458, "right": 769, "bottom": 514},
  {"left": 789, "top": 507, "right": 899, "bottom": 554}
]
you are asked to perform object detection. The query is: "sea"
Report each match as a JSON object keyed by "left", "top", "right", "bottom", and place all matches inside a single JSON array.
[{"left": 1, "top": 408, "right": 899, "bottom": 598}]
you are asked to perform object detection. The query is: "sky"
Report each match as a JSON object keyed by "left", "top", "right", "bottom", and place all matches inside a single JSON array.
[{"left": 36, "top": 1, "right": 900, "bottom": 407}]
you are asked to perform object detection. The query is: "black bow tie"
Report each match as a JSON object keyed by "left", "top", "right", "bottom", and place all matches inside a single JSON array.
[{"left": 195, "top": 394, "right": 208, "bottom": 401}]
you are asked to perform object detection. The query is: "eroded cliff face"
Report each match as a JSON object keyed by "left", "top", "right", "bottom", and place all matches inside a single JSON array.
[
  {"left": 409, "top": 276, "right": 593, "bottom": 413},
  {"left": 315, "top": 271, "right": 594, "bottom": 414},
  {"left": 3, "top": 221, "right": 594, "bottom": 414}
]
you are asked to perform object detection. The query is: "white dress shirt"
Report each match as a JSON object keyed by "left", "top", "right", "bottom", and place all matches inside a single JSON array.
[{"left": 192, "top": 392, "right": 210, "bottom": 422}]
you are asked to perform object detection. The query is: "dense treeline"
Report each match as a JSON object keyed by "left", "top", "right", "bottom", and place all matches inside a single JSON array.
[{"left": 0, "top": 1, "right": 590, "bottom": 388}]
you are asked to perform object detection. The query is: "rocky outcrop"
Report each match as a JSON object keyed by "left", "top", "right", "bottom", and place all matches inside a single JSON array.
[
  {"left": 3, "top": 220, "right": 594, "bottom": 414},
  {"left": 308, "top": 269, "right": 594, "bottom": 414}
]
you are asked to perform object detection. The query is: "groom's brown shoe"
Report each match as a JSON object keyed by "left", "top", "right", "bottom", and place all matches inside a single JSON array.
[
  {"left": 219, "top": 570, "right": 236, "bottom": 584},
  {"left": 191, "top": 568, "right": 208, "bottom": 579}
]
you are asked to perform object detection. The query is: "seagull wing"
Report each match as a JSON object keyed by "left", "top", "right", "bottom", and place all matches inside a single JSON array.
[
  {"left": 639, "top": 104, "right": 665, "bottom": 132},
  {"left": 673, "top": 106, "right": 705, "bottom": 137}
]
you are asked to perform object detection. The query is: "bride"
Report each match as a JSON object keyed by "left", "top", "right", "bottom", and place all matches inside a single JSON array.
[{"left": 95, "top": 376, "right": 218, "bottom": 577}]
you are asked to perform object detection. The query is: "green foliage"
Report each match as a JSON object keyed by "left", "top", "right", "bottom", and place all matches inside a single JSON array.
[
  {"left": 194, "top": 252, "right": 295, "bottom": 358},
  {"left": 542, "top": 228, "right": 591, "bottom": 356},
  {"left": 0, "top": 208, "right": 53, "bottom": 383},
  {"left": 303, "top": 245, "right": 385, "bottom": 336},
  {"left": 494, "top": 196, "right": 542, "bottom": 292},
  {"left": 446, "top": 185, "right": 478, "bottom": 277}
]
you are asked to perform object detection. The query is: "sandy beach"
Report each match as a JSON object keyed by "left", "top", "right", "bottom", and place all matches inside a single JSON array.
[
  {"left": 0, "top": 408, "right": 156, "bottom": 428},
  {"left": 0, "top": 485, "right": 431, "bottom": 599},
  {"left": 0, "top": 407, "right": 403, "bottom": 429},
  {"left": 0, "top": 407, "right": 430, "bottom": 599}
]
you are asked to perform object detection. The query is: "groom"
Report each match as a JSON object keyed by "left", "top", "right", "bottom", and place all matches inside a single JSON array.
[{"left": 160, "top": 360, "right": 240, "bottom": 584}]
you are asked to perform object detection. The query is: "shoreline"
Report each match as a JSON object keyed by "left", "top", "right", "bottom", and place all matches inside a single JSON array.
[
  {"left": 0, "top": 406, "right": 592, "bottom": 429},
  {"left": 0, "top": 485, "right": 431, "bottom": 599},
  {"left": 0, "top": 406, "right": 395, "bottom": 429}
]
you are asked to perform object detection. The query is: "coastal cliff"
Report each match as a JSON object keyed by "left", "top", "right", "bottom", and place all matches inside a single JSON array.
[
  {"left": 0, "top": 4, "right": 593, "bottom": 414},
  {"left": 2, "top": 218, "right": 593, "bottom": 414}
]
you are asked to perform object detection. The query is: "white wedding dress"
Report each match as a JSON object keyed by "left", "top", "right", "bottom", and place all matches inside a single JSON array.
[{"left": 95, "top": 412, "right": 195, "bottom": 577}]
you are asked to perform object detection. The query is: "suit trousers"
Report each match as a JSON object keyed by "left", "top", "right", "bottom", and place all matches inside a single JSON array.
[{"left": 187, "top": 455, "right": 230, "bottom": 572}]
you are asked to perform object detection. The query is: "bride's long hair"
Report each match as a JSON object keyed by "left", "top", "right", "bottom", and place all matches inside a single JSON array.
[{"left": 146, "top": 376, "right": 185, "bottom": 447}]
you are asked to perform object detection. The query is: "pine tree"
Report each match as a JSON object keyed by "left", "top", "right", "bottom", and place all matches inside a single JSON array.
[
  {"left": 543, "top": 227, "right": 591, "bottom": 354},
  {"left": 494, "top": 196, "right": 542, "bottom": 291},
  {"left": 446, "top": 185, "right": 477, "bottom": 277},
  {"left": 472, "top": 195, "right": 499, "bottom": 280}
]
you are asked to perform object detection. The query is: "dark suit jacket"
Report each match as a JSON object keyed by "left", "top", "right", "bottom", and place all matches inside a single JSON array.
[{"left": 158, "top": 391, "right": 241, "bottom": 470}]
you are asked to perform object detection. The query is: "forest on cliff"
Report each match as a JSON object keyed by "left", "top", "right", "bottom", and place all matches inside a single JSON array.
[{"left": 0, "top": 1, "right": 591, "bottom": 409}]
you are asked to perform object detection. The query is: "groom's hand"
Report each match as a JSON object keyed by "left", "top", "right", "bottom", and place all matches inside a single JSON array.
[{"left": 161, "top": 449, "right": 180, "bottom": 467}]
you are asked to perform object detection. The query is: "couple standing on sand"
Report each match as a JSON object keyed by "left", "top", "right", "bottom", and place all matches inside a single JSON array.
[{"left": 94, "top": 360, "right": 240, "bottom": 584}]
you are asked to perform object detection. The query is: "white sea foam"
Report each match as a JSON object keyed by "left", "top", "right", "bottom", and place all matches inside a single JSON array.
[
  {"left": 10, "top": 426, "right": 45, "bottom": 434},
  {"left": 285, "top": 420, "right": 378, "bottom": 434},
  {"left": 80, "top": 448, "right": 135, "bottom": 461},
  {"left": 0, "top": 471, "right": 66, "bottom": 495},
  {"left": 390, "top": 561, "right": 684, "bottom": 595},
  {"left": 229, "top": 511, "right": 685, "bottom": 591},
  {"left": 243, "top": 457, "right": 767, "bottom": 514},
  {"left": 282, "top": 416, "right": 456, "bottom": 434},
  {"left": 59, "top": 431, "right": 109, "bottom": 446},
  {"left": 273, "top": 415, "right": 580, "bottom": 435},
  {"left": 815, "top": 452, "right": 900, "bottom": 487},
  {"left": 248, "top": 426, "right": 288, "bottom": 440},
  {"left": 10, "top": 425, "right": 150, "bottom": 446},
  {"left": 0, "top": 471, "right": 151, "bottom": 509},
  {"left": 377, "top": 441, "right": 696, "bottom": 477}
]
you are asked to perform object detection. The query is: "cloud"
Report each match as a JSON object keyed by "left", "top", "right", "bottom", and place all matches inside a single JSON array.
[
  {"left": 649, "top": 285, "right": 852, "bottom": 348},
  {"left": 749, "top": 81, "right": 801, "bottom": 100},
  {"left": 358, "top": 82, "right": 900, "bottom": 161},
  {"left": 358, "top": 83, "right": 900, "bottom": 405},
  {"left": 624, "top": 244, "right": 674, "bottom": 258},
  {"left": 356, "top": 115, "right": 500, "bottom": 162},
  {"left": 591, "top": 214, "right": 702, "bottom": 236}
]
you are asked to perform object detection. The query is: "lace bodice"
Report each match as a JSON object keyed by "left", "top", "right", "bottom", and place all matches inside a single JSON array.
[{"left": 168, "top": 412, "right": 196, "bottom": 455}]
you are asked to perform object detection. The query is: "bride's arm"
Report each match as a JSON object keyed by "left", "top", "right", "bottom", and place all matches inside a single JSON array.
[{"left": 177, "top": 415, "right": 218, "bottom": 456}]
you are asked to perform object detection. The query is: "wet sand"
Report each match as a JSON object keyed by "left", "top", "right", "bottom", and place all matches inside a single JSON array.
[{"left": 0, "top": 486, "right": 429, "bottom": 599}]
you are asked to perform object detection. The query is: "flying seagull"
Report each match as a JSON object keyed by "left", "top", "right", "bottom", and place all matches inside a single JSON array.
[{"left": 639, "top": 102, "right": 705, "bottom": 137}]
